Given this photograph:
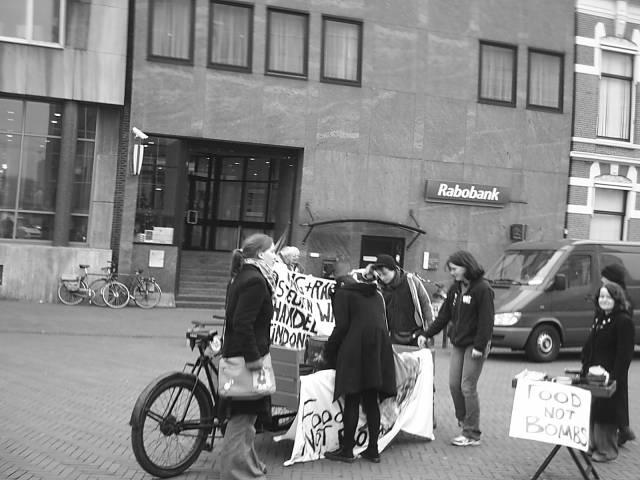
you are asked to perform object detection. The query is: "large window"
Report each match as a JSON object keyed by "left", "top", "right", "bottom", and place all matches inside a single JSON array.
[
  {"left": 321, "top": 16, "right": 362, "bottom": 85},
  {"left": 590, "top": 188, "right": 627, "bottom": 240},
  {"left": 135, "top": 137, "right": 180, "bottom": 240},
  {"left": 209, "top": 1, "right": 253, "bottom": 71},
  {"left": 0, "top": 98, "right": 96, "bottom": 242},
  {"left": 478, "top": 41, "right": 517, "bottom": 106},
  {"left": 597, "top": 51, "right": 633, "bottom": 140},
  {"left": 527, "top": 49, "right": 563, "bottom": 112},
  {"left": 70, "top": 106, "right": 97, "bottom": 242},
  {"left": 266, "top": 8, "right": 309, "bottom": 78},
  {"left": 0, "top": 0, "right": 64, "bottom": 45},
  {"left": 149, "top": 0, "right": 195, "bottom": 62}
]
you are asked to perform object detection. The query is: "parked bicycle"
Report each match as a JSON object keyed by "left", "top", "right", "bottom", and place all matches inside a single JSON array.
[
  {"left": 127, "top": 269, "right": 162, "bottom": 309},
  {"left": 58, "top": 261, "right": 126, "bottom": 307}
]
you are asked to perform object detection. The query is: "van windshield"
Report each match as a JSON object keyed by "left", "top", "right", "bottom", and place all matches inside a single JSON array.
[{"left": 486, "top": 249, "right": 564, "bottom": 286}]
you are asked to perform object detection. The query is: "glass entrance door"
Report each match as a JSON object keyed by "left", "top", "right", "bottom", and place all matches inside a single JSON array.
[
  {"left": 183, "top": 154, "right": 281, "bottom": 251},
  {"left": 183, "top": 156, "right": 215, "bottom": 250}
]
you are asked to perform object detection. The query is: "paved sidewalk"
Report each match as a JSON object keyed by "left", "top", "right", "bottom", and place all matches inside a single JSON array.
[{"left": 1, "top": 300, "right": 639, "bottom": 479}]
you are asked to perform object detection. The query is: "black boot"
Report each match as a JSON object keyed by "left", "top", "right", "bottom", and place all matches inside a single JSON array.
[
  {"left": 618, "top": 426, "right": 636, "bottom": 446},
  {"left": 324, "top": 447, "right": 356, "bottom": 463},
  {"left": 360, "top": 445, "right": 380, "bottom": 463}
]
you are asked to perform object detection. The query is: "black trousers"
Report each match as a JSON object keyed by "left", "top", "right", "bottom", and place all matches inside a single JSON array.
[{"left": 342, "top": 389, "right": 380, "bottom": 452}]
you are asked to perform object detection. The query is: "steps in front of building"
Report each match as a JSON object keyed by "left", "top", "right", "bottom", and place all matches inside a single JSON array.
[{"left": 177, "top": 251, "right": 230, "bottom": 309}]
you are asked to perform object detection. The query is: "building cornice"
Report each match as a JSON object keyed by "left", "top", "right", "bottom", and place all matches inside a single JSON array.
[{"left": 570, "top": 150, "right": 640, "bottom": 165}]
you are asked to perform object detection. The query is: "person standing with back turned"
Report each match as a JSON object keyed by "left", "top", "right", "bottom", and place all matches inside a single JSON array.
[
  {"left": 323, "top": 258, "right": 397, "bottom": 463},
  {"left": 219, "top": 233, "right": 278, "bottom": 479},
  {"left": 422, "top": 250, "right": 494, "bottom": 447}
]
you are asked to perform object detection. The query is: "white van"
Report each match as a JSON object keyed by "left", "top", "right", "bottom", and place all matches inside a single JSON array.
[{"left": 486, "top": 240, "right": 640, "bottom": 362}]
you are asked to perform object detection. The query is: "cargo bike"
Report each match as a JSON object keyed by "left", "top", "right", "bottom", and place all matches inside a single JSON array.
[
  {"left": 129, "top": 317, "right": 310, "bottom": 478},
  {"left": 129, "top": 319, "right": 436, "bottom": 478}
]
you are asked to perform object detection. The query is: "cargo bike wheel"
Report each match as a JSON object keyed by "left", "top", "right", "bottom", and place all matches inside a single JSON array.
[{"left": 130, "top": 372, "right": 215, "bottom": 478}]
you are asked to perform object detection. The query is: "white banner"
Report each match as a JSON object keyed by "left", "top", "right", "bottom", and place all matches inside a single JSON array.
[
  {"left": 270, "top": 263, "right": 336, "bottom": 349},
  {"left": 275, "top": 349, "right": 434, "bottom": 465},
  {"left": 509, "top": 380, "right": 591, "bottom": 452}
]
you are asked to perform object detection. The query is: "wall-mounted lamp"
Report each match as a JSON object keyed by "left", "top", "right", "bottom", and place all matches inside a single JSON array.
[{"left": 131, "top": 127, "right": 148, "bottom": 175}]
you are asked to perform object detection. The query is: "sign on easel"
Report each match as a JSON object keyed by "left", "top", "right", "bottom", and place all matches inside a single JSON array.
[{"left": 509, "top": 380, "right": 591, "bottom": 452}]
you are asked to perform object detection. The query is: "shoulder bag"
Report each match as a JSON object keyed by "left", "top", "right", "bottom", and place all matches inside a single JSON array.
[{"left": 218, "top": 352, "right": 276, "bottom": 399}]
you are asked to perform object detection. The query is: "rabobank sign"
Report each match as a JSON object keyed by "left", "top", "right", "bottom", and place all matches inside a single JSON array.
[{"left": 424, "top": 180, "right": 510, "bottom": 207}]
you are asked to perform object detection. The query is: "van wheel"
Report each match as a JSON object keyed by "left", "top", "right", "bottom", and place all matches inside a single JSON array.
[{"left": 525, "top": 325, "right": 560, "bottom": 362}]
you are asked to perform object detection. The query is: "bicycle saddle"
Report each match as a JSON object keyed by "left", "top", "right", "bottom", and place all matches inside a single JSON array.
[{"left": 79, "top": 264, "right": 90, "bottom": 269}]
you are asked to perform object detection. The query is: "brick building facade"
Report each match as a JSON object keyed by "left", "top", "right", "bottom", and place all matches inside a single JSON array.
[{"left": 568, "top": 0, "right": 640, "bottom": 240}]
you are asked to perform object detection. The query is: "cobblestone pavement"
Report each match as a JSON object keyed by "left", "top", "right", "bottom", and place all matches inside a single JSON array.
[{"left": 1, "top": 300, "right": 639, "bottom": 479}]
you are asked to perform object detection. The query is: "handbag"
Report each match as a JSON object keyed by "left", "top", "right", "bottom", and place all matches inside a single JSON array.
[{"left": 218, "top": 352, "right": 276, "bottom": 399}]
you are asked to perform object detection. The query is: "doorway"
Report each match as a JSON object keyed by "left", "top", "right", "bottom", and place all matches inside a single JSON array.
[
  {"left": 359, "top": 235, "right": 405, "bottom": 268},
  {"left": 182, "top": 153, "right": 294, "bottom": 251}
]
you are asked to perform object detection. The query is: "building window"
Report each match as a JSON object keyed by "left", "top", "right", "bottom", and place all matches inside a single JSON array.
[
  {"left": 209, "top": 1, "right": 253, "bottom": 72},
  {"left": 321, "top": 16, "right": 362, "bottom": 85},
  {"left": 0, "top": 0, "right": 64, "bottom": 45},
  {"left": 70, "top": 106, "right": 97, "bottom": 243},
  {"left": 0, "top": 98, "right": 97, "bottom": 242},
  {"left": 597, "top": 51, "right": 633, "bottom": 140},
  {"left": 149, "top": 0, "right": 195, "bottom": 63},
  {"left": 135, "top": 137, "right": 180, "bottom": 242},
  {"left": 478, "top": 41, "right": 517, "bottom": 106},
  {"left": 266, "top": 8, "right": 308, "bottom": 78},
  {"left": 527, "top": 49, "right": 563, "bottom": 112},
  {"left": 590, "top": 188, "right": 626, "bottom": 240}
]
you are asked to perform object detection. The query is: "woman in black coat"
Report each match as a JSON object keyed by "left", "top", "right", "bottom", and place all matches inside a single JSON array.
[
  {"left": 219, "top": 233, "right": 277, "bottom": 480},
  {"left": 581, "top": 282, "right": 635, "bottom": 463},
  {"left": 323, "top": 260, "right": 396, "bottom": 463}
]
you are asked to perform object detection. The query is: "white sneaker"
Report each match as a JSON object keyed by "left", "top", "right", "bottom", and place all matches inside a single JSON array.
[{"left": 451, "top": 435, "right": 481, "bottom": 446}]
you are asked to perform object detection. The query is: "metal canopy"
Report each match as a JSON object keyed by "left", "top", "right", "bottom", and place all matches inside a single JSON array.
[{"left": 301, "top": 217, "right": 426, "bottom": 250}]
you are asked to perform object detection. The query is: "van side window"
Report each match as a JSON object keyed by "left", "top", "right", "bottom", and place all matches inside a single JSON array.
[{"left": 558, "top": 255, "right": 592, "bottom": 288}]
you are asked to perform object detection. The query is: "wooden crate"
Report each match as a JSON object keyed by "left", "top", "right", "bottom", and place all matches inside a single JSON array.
[{"left": 271, "top": 345, "right": 305, "bottom": 411}]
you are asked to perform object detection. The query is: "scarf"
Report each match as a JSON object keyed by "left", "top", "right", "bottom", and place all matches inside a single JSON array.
[{"left": 244, "top": 258, "right": 276, "bottom": 297}]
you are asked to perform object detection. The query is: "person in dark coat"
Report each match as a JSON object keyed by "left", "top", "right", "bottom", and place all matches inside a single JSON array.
[
  {"left": 600, "top": 263, "right": 636, "bottom": 446},
  {"left": 581, "top": 282, "right": 635, "bottom": 462},
  {"left": 423, "top": 250, "right": 494, "bottom": 447},
  {"left": 323, "top": 259, "right": 397, "bottom": 464},
  {"left": 219, "top": 233, "right": 278, "bottom": 480}
]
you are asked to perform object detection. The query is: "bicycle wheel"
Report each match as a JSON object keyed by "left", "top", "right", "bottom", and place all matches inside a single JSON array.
[
  {"left": 88, "top": 278, "right": 108, "bottom": 307},
  {"left": 130, "top": 372, "right": 213, "bottom": 478},
  {"left": 57, "top": 281, "right": 86, "bottom": 306},
  {"left": 133, "top": 280, "right": 162, "bottom": 309},
  {"left": 102, "top": 280, "right": 130, "bottom": 309}
]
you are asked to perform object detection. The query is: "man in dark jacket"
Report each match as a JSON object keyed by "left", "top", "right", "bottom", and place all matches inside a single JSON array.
[
  {"left": 362, "top": 254, "right": 434, "bottom": 347},
  {"left": 323, "top": 259, "right": 397, "bottom": 464}
]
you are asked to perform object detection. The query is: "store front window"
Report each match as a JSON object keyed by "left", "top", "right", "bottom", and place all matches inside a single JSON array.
[{"left": 0, "top": 97, "right": 96, "bottom": 241}]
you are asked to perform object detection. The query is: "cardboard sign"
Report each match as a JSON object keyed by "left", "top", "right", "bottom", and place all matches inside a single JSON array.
[{"left": 509, "top": 380, "right": 591, "bottom": 452}]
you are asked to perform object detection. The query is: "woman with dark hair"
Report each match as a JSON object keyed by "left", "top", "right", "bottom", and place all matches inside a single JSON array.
[
  {"left": 423, "top": 250, "right": 494, "bottom": 447},
  {"left": 219, "top": 233, "right": 277, "bottom": 479},
  {"left": 581, "top": 282, "right": 635, "bottom": 462},
  {"left": 599, "top": 263, "right": 636, "bottom": 446}
]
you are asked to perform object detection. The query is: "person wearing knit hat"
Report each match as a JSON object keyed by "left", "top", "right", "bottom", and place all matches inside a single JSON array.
[
  {"left": 600, "top": 262, "right": 636, "bottom": 447},
  {"left": 601, "top": 263, "right": 627, "bottom": 290},
  {"left": 361, "top": 254, "right": 434, "bottom": 348}
]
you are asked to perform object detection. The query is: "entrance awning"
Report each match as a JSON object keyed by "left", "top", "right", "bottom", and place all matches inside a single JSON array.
[{"left": 301, "top": 217, "right": 426, "bottom": 250}]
